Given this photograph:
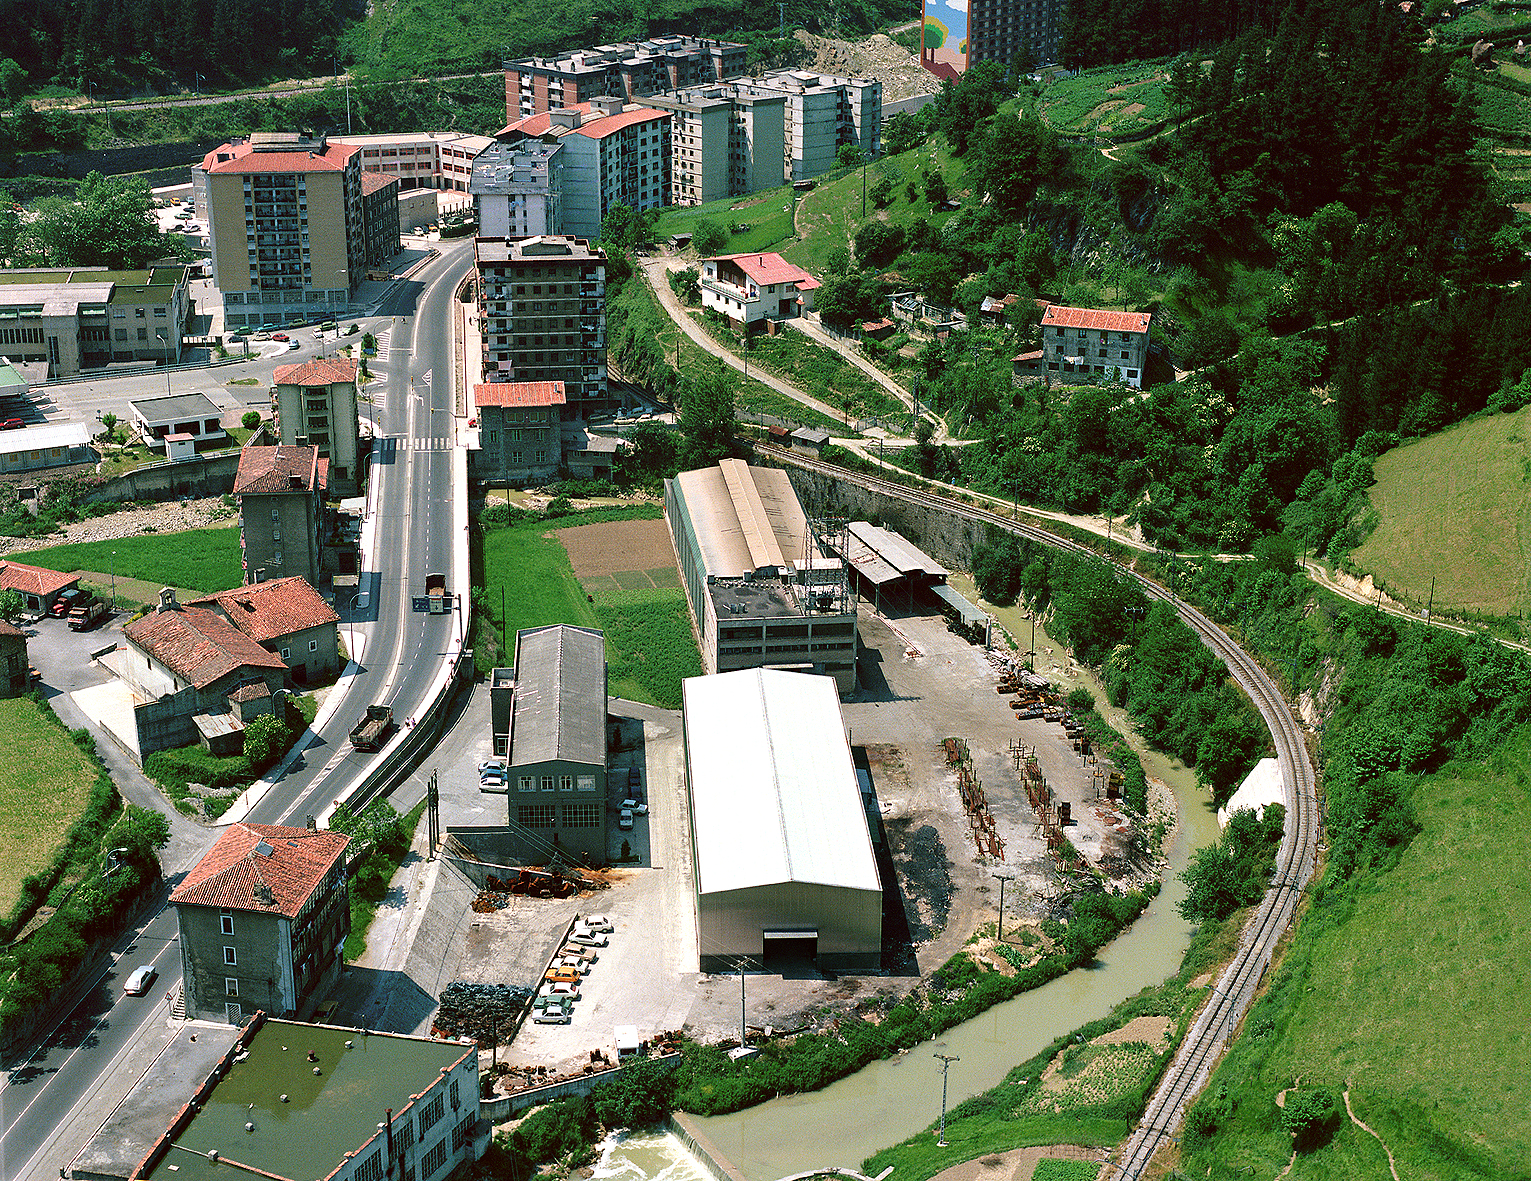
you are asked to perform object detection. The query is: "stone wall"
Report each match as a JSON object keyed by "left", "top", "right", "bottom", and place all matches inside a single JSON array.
[{"left": 83, "top": 452, "right": 244, "bottom": 504}]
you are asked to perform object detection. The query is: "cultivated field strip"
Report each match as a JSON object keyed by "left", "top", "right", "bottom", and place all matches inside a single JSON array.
[{"left": 753, "top": 444, "right": 1320, "bottom": 1176}]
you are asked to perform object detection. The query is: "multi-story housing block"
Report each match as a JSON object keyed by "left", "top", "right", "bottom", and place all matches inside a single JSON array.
[
  {"left": 198, "top": 132, "right": 365, "bottom": 329},
  {"left": 471, "top": 381, "right": 565, "bottom": 486},
  {"left": 470, "top": 139, "right": 564, "bottom": 239},
  {"left": 272, "top": 357, "right": 362, "bottom": 496},
  {"left": 476, "top": 236, "right": 609, "bottom": 418},
  {"left": 333, "top": 130, "right": 495, "bottom": 192},
  {"left": 500, "top": 98, "right": 671, "bottom": 238},
  {"left": 635, "top": 83, "right": 787, "bottom": 204},
  {"left": 504, "top": 35, "right": 746, "bottom": 120},
  {"left": 1012, "top": 305, "right": 1152, "bottom": 389},
  {"left": 755, "top": 70, "right": 881, "bottom": 180},
  {"left": 233, "top": 445, "right": 328, "bottom": 586},
  {"left": 169, "top": 822, "right": 350, "bottom": 1023},
  {"left": 358, "top": 172, "right": 401, "bottom": 268}
]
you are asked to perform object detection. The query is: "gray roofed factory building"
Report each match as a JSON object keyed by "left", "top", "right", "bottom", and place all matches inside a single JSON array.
[
  {"left": 683, "top": 667, "right": 881, "bottom": 973},
  {"left": 486, "top": 624, "right": 609, "bottom": 865},
  {"left": 663, "top": 458, "right": 857, "bottom": 694}
]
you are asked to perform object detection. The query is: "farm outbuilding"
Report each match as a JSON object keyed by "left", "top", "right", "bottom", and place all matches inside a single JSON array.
[{"left": 683, "top": 667, "right": 882, "bottom": 973}]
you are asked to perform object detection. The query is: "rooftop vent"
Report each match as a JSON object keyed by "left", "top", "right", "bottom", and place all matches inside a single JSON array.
[{"left": 254, "top": 840, "right": 275, "bottom": 857}]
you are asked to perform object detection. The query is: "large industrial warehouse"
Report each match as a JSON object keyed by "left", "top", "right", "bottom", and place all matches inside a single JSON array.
[
  {"left": 683, "top": 667, "right": 882, "bottom": 973},
  {"left": 664, "top": 457, "right": 857, "bottom": 694}
]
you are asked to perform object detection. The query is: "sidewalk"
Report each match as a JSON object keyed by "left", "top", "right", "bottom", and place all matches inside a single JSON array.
[{"left": 638, "top": 257, "right": 844, "bottom": 423}]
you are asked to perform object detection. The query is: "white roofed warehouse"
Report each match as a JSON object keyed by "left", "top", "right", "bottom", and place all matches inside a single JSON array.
[
  {"left": 683, "top": 668, "right": 882, "bottom": 973},
  {"left": 664, "top": 458, "right": 857, "bottom": 694}
]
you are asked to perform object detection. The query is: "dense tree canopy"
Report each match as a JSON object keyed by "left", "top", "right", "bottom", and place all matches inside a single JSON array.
[{"left": 15, "top": 173, "right": 171, "bottom": 269}]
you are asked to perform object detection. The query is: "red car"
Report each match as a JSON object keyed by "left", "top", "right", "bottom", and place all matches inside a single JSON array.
[
  {"left": 271, "top": 333, "right": 289, "bottom": 342},
  {"left": 0, "top": 418, "right": 23, "bottom": 430}
]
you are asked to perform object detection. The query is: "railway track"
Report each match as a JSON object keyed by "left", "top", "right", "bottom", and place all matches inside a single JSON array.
[{"left": 755, "top": 444, "right": 1320, "bottom": 1178}]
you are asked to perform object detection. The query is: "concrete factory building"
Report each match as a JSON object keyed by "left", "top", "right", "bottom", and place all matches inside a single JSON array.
[
  {"left": 683, "top": 667, "right": 881, "bottom": 973},
  {"left": 664, "top": 458, "right": 857, "bottom": 694}
]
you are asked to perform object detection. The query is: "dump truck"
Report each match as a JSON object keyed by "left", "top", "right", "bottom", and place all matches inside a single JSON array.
[
  {"left": 67, "top": 598, "right": 109, "bottom": 631},
  {"left": 349, "top": 704, "right": 394, "bottom": 751},
  {"left": 426, "top": 572, "right": 449, "bottom": 615}
]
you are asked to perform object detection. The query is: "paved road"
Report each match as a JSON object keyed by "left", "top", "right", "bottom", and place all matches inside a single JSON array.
[{"left": 0, "top": 240, "right": 475, "bottom": 1181}]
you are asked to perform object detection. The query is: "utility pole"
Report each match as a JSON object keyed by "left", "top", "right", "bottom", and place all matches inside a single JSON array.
[
  {"left": 738, "top": 959, "right": 748, "bottom": 1050},
  {"left": 1425, "top": 576, "right": 1434, "bottom": 621},
  {"left": 994, "top": 873, "right": 1014, "bottom": 942},
  {"left": 427, "top": 772, "right": 440, "bottom": 857},
  {"left": 933, "top": 1053, "right": 959, "bottom": 1146}
]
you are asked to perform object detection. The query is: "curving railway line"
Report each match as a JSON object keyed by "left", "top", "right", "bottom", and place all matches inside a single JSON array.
[{"left": 754, "top": 443, "right": 1320, "bottom": 1178}]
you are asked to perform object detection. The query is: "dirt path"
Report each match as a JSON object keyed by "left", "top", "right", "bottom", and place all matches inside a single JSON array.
[
  {"left": 1344, "top": 1088, "right": 1402, "bottom": 1181},
  {"left": 927, "top": 1144, "right": 1110, "bottom": 1181}
]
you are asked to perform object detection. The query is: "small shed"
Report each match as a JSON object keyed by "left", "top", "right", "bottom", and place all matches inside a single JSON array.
[
  {"left": 165, "top": 432, "right": 197, "bottom": 462},
  {"left": 789, "top": 426, "right": 830, "bottom": 454}
]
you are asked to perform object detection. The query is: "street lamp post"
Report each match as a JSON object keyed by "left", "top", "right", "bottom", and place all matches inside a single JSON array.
[
  {"left": 348, "top": 592, "right": 363, "bottom": 665},
  {"left": 110, "top": 550, "right": 116, "bottom": 609},
  {"left": 155, "top": 333, "right": 172, "bottom": 397}
]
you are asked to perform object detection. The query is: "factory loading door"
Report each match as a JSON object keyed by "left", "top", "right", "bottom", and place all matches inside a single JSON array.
[{"left": 762, "top": 929, "right": 818, "bottom": 969}]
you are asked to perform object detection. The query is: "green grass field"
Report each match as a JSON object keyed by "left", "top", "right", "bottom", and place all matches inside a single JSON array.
[
  {"left": 18, "top": 525, "right": 243, "bottom": 594},
  {"left": 1181, "top": 725, "right": 1531, "bottom": 1179},
  {"left": 1349, "top": 406, "right": 1531, "bottom": 617},
  {"left": 1035, "top": 62, "right": 1173, "bottom": 138},
  {"left": 652, "top": 186, "right": 797, "bottom": 255},
  {"left": 479, "top": 508, "right": 701, "bottom": 708},
  {"left": 0, "top": 698, "right": 99, "bottom": 916},
  {"left": 1033, "top": 1162, "right": 1101, "bottom": 1181}
]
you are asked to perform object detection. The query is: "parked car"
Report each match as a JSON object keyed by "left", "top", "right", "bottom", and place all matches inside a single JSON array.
[
  {"left": 622, "top": 798, "right": 648, "bottom": 815},
  {"left": 479, "top": 767, "right": 507, "bottom": 788},
  {"left": 122, "top": 965, "right": 157, "bottom": 995},
  {"left": 252, "top": 331, "right": 272, "bottom": 341},
  {"left": 50, "top": 588, "right": 85, "bottom": 617},
  {"left": 627, "top": 766, "right": 642, "bottom": 791},
  {"left": 577, "top": 914, "right": 613, "bottom": 933},
  {"left": 0, "top": 418, "right": 23, "bottom": 430},
  {"left": 175, "top": 210, "right": 194, "bottom": 220},
  {"left": 533, "top": 993, "right": 574, "bottom": 1011},
  {"left": 286, "top": 339, "right": 300, "bottom": 350},
  {"left": 553, "top": 956, "right": 589, "bottom": 976},
  {"left": 544, "top": 967, "right": 581, "bottom": 985},
  {"left": 539, "top": 981, "right": 580, "bottom": 1002},
  {"left": 569, "top": 931, "right": 608, "bottom": 948},
  {"left": 618, "top": 808, "right": 634, "bottom": 830},
  {"left": 533, "top": 1009, "right": 570, "bottom": 1025}
]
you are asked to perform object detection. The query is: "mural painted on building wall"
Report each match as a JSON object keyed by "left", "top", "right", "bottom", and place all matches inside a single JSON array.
[{"left": 921, "top": 0, "right": 969, "bottom": 79}]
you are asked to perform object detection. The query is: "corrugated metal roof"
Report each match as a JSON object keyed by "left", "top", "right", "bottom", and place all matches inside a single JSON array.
[
  {"left": 673, "top": 460, "right": 809, "bottom": 577},
  {"left": 931, "top": 583, "right": 986, "bottom": 627},
  {"left": 847, "top": 521, "right": 948, "bottom": 578},
  {"left": 510, "top": 625, "right": 607, "bottom": 767},
  {"left": 684, "top": 669, "right": 880, "bottom": 896}
]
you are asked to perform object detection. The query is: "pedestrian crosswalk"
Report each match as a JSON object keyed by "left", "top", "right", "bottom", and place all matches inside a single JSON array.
[
  {"left": 377, "top": 435, "right": 454, "bottom": 451},
  {"left": 373, "top": 329, "right": 392, "bottom": 361}
]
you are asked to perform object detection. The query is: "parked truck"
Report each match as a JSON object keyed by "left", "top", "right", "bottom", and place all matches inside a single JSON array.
[
  {"left": 68, "top": 598, "right": 108, "bottom": 631},
  {"left": 349, "top": 704, "right": 394, "bottom": 751}
]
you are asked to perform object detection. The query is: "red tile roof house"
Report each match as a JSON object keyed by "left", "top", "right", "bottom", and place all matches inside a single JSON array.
[
  {"left": 1013, "top": 305, "right": 1154, "bottom": 390},
  {"left": 117, "top": 587, "right": 289, "bottom": 760},
  {"left": 471, "top": 381, "right": 566, "bottom": 487},
  {"left": 699, "top": 252, "right": 820, "bottom": 332},
  {"left": 169, "top": 822, "right": 350, "bottom": 1022},
  {"left": 0, "top": 559, "right": 79, "bottom": 614},
  {"left": 191, "top": 576, "right": 341, "bottom": 686}
]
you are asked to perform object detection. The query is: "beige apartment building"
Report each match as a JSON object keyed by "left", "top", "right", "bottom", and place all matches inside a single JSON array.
[
  {"left": 476, "top": 236, "right": 610, "bottom": 419},
  {"left": 757, "top": 70, "right": 882, "bottom": 180},
  {"left": 333, "top": 130, "right": 494, "bottom": 192},
  {"left": 198, "top": 132, "right": 365, "bottom": 329},
  {"left": 272, "top": 356, "right": 362, "bottom": 495}
]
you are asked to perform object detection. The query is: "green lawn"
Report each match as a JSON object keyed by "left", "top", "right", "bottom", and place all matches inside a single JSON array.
[
  {"left": 1349, "top": 405, "right": 1531, "bottom": 617},
  {"left": 0, "top": 698, "right": 99, "bottom": 916},
  {"left": 19, "top": 525, "right": 243, "bottom": 594},
  {"left": 1180, "top": 724, "right": 1531, "bottom": 1179},
  {"left": 479, "top": 508, "right": 701, "bottom": 709},
  {"left": 652, "top": 186, "right": 797, "bottom": 255}
]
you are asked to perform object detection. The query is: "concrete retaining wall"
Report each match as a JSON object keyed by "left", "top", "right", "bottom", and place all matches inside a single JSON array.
[
  {"left": 84, "top": 452, "right": 243, "bottom": 504},
  {"left": 668, "top": 1112, "right": 753, "bottom": 1181},
  {"left": 485, "top": 1052, "right": 682, "bottom": 1121}
]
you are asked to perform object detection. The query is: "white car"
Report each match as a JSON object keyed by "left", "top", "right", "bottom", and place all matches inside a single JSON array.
[
  {"left": 621, "top": 798, "right": 648, "bottom": 815},
  {"left": 618, "top": 808, "right": 634, "bottom": 830},
  {"left": 539, "top": 981, "right": 581, "bottom": 1002},
  {"left": 579, "top": 914, "right": 613, "bottom": 932},
  {"left": 569, "top": 931, "right": 608, "bottom": 948},
  {"left": 553, "top": 955, "right": 590, "bottom": 975},
  {"left": 123, "top": 965, "right": 157, "bottom": 995},
  {"left": 286, "top": 338, "right": 300, "bottom": 350}
]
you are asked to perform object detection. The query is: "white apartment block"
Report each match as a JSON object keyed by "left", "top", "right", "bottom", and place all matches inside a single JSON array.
[
  {"left": 333, "top": 131, "right": 495, "bottom": 192},
  {"left": 499, "top": 98, "right": 671, "bottom": 239},
  {"left": 470, "top": 140, "right": 563, "bottom": 238},
  {"left": 635, "top": 83, "right": 787, "bottom": 205},
  {"left": 756, "top": 70, "right": 882, "bottom": 181}
]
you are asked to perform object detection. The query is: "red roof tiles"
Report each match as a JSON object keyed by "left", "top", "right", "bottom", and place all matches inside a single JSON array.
[
  {"left": 170, "top": 823, "right": 349, "bottom": 918},
  {"left": 1041, "top": 306, "right": 1152, "bottom": 334},
  {"left": 707, "top": 252, "right": 817, "bottom": 289},
  {"left": 234, "top": 446, "right": 326, "bottom": 495},
  {"left": 189, "top": 577, "right": 339, "bottom": 645},
  {"left": 0, "top": 619, "right": 24, "bottom": 638},
  {"left": 0, "top": 561, "right": 77, "bottom": 598},
  {"left": 201, "top": 140, "right": 358, "bottom": 174},
  {"left": 125, "top": 602, "right": 288, "bottom": 689},
  {"left": 272, "top": 358, "right": 358, "bottom": 388},
  {"left": 475, "top": 381, "right": 567, "bottom": 409},
  {"left": 359, "top": 171, "right": 398, "bottom": 195}
]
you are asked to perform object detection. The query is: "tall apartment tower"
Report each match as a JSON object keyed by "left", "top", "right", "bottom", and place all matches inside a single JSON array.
[
  {"left": 754, "top": 70, "right": 882, "bottom": 181},
  {"left": 476, "top": 236, "right": 611, "bottom": 420},
  {"left": 504, "top": 35, "right": 747, "bottom": 121},
  {"left": 920, "top": 0, "right": 1063, "bottom": 80},
  {"left": 635, "top": 83, "right": 788, "bottom": 205},
  {"left": 199, "top": 133, "right": 365, "bottom": 330}
]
